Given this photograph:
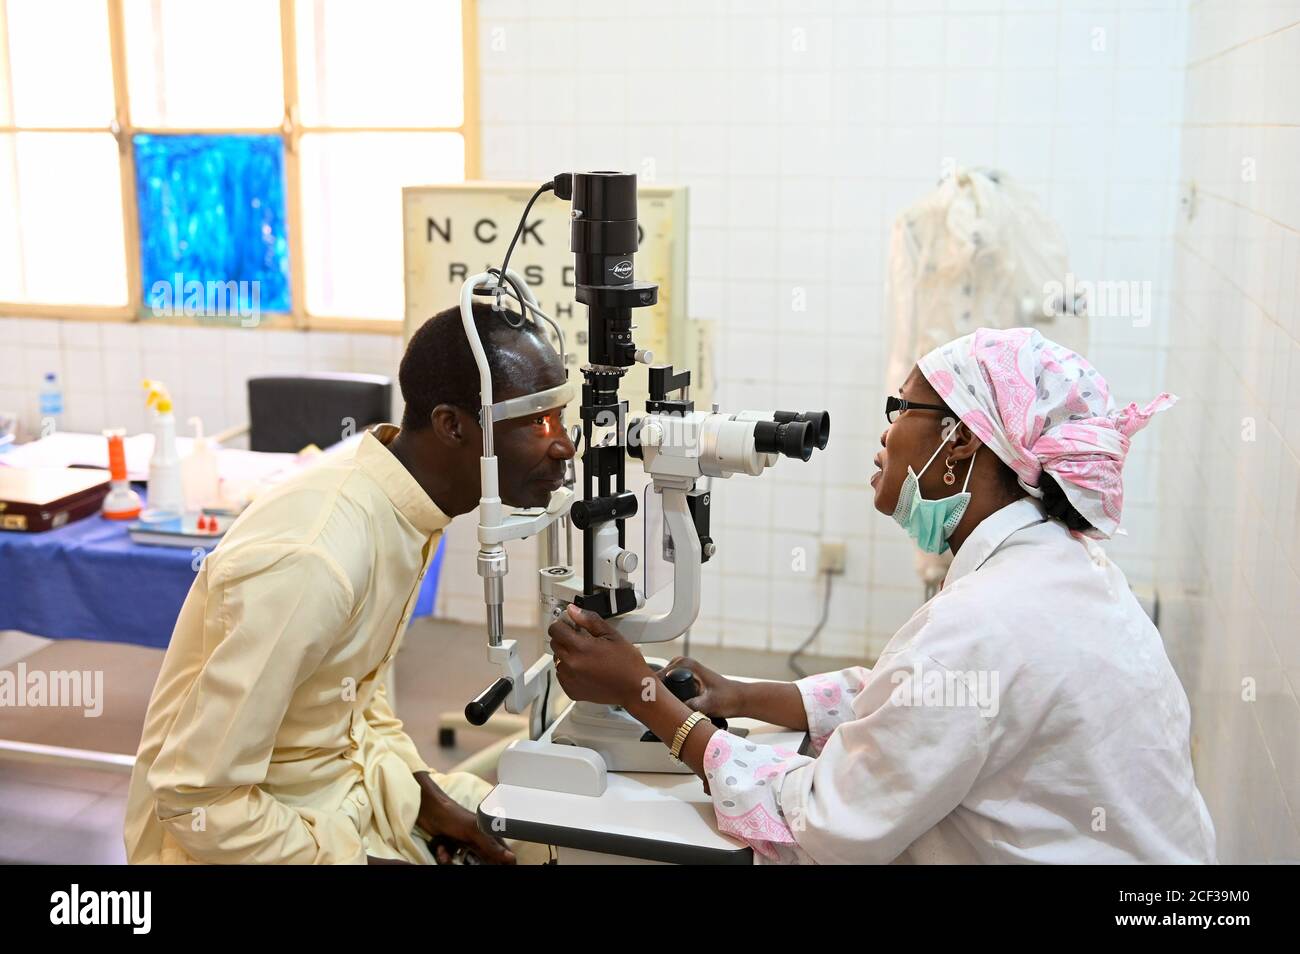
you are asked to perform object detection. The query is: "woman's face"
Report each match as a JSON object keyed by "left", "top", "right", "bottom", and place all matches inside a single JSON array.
[{"left": 871, "top": 366, "right": 959, "bottom": 515}]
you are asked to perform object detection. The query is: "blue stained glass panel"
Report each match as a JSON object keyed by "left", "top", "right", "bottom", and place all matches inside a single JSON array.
[{"left": 134, "top": 133, "right": 290, "bottom": 314}]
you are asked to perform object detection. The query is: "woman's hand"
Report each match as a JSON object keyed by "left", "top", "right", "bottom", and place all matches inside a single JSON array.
[
  {"left": 547, "top": 604, "right": 657, "bottom": 708},
  {"left": 663, "top": 661, "right": 810, "bottom": 731},
  {"left": 660, "top": 656, "right": 748, "bottom": 719}
]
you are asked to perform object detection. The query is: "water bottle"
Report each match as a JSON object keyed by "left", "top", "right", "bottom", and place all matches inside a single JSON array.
[{"left": 38, "top": 372, "right": 63, "bottom": 436}]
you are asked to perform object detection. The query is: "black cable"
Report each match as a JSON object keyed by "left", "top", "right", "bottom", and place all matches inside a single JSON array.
[
  {"left": 495, "top": 180, "right": 554, "bottom": 292},
  {"left": 788, "top": 570, "right": 834, "bottom": 679},
  {"left": 538, "top": 667, "right": 551, "bottom": 739},
  {"left": 485, "top": 267, "right": 527, "bottom": 327},
  {"left": 488, "top": 265, "right": 566, "bottom": 351}
]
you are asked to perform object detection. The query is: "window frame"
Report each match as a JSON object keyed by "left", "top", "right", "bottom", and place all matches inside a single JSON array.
[{"left": 0, "top": 0, "right": 480, "bottom": 334}]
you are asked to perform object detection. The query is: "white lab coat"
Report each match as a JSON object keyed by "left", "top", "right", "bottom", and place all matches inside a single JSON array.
[{"left": 703, "top": 499, "right": 1217, "bottom": 864}]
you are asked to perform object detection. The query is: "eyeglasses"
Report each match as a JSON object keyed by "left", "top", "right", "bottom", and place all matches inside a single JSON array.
[{"left": 885, "top": 395, "right": 948, "bottom": 424}]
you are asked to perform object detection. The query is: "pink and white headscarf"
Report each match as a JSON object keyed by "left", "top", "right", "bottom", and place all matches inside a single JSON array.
[{"left": 918, "top": 327, "right": 1175, "bottom": 539}]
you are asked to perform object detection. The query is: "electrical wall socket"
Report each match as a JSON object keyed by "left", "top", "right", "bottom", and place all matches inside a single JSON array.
[{"left": 818, "top": 541, "right": 847, "bottom": 575}]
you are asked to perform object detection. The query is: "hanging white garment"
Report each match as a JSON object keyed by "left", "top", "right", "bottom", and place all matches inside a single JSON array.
[{"left": 883, "top": 168, "right": 1090, "bottom": 586}]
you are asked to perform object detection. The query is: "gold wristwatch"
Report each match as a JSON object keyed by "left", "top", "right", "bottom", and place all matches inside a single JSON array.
[{"left": 669, "top": 710, "right": 708, "bottom": 761}]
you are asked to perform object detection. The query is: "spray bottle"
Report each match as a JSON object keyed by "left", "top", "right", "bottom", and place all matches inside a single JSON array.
[
  {"left": 142, "top": 379, "right": 183, "bottom": 521},
  {"left": 101, "top": 429, "right": 142, "bottom": 520}
]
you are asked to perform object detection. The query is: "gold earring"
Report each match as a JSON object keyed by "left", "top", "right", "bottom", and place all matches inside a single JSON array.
[{"left": 943, "top": 456, "right": 956, "bottom": 486}]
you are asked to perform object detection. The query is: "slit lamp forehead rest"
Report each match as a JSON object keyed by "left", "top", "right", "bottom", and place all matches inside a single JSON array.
[{"left": 481, "top": 382, "right": 575, "bottom": 424}]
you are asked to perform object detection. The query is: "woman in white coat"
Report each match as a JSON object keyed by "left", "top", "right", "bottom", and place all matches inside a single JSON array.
[{"left": 548, "top": 327, "right": 1217, "bottom": 864}]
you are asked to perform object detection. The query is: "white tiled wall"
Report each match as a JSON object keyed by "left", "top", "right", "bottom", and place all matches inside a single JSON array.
[
  {"left": 1155, "top": 0, "right": 1300, "bottom": 864},
  {"left": 0, "top": 318, "right": 404, "bottom": 443},
  {"left": 459, "top": 0, "right": 1189, "bottom": 657}
]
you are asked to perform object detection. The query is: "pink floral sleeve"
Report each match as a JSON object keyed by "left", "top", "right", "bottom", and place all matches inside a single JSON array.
[
  {"left": 702, "top": 668, "right": 870, "bottom": 863},
  {"left": 795, "top": 666, "right": 870, "bottom": 755},
  {"left": 703, "top": 729, "right": 813, "bottom": 863}
]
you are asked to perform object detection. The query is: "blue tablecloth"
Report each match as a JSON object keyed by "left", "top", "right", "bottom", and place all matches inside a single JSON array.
[{"left": 0, "top": 491, "right": 445, "bottom": 649}]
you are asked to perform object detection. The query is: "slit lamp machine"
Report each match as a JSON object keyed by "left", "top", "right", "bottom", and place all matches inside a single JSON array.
[{"left": 457, "top": 171, "right": 830, "bottom": 789}]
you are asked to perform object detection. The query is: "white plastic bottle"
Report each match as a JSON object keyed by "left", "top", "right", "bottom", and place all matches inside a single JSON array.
[
  {"left": 38, "top": 372, "right": 63, "bottom": 435},
  {"left": 182, "top": 417, "right": 220, "bottom": 512},
  {"left": 142, "top": 380, "right": 183, "bottom": 520}
]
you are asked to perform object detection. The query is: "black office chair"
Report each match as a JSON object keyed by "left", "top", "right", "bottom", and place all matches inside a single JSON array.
[{"left": 247, "top": 373, "right": 393, "bottom": 453}]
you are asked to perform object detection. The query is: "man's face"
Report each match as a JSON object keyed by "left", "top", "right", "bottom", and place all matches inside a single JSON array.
[
  {"left": 493, "top": 403, "right": 575, "bottom": 508},
  {"left": 462, "top": 325, "right": 576, "bottom": 509}
]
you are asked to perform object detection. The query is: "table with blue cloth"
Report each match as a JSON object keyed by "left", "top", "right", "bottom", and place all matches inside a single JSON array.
[{"left": 0, "top": 490, "right": 446, "bottom": 649}]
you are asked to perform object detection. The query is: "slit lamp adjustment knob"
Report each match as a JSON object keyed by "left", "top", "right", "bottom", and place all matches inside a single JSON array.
[{"left": 661, "top": 667, "right": 728, "bottom": 731}]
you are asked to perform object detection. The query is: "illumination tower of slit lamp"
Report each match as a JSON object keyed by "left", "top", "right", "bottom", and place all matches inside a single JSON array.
[{"left": 457, "top": 172, "right": 830, "bottom": 791}]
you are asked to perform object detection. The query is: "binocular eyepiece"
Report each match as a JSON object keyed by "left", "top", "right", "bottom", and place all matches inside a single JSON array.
[
  {"left": 754, "top": 410, "right": 831, "bottom": 462},
  {"left": 774, "top": 410, "right": 830, "bottom": 450}
]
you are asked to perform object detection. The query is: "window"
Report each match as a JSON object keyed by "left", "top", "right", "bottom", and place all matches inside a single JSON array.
[
  {"left": 293, "top": 0, "right": 467, "bottom": 321},
  {"left": 133, "top": 133, "right": 292, "bottom": 315},
  {"left": 0, "top": 0, "right": 476, "bottom": 328},
  {"left": 0, "top": 0, "right": 126, "bottom": 309},
  {"left": 123, "top": 0, "right": 285, "bottom": 129}
]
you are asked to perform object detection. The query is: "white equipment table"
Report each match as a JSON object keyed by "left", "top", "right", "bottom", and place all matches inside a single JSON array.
[{"left": 479, "top": 716, "right": 807, "bottom": 865}]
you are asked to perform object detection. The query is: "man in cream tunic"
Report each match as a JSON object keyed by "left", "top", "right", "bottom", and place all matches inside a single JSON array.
[{"left": 125, "top": 303, "right": 574, "bottom": 864}]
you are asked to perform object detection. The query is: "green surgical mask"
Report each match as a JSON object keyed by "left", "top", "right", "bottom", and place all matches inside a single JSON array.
[{"left": 890, "top": 423, "right": 976, "bottom": 554}]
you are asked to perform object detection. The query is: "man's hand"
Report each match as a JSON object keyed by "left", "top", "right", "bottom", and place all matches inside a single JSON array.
[
  {"left": 547, "top": 604, "right": 656, "bottom": 708},
  {"left": 413, "top": 772, "right": 515, "bottom": 865},
  {"left": 660, "top": 656, "right": 748, "bottom": 719}
]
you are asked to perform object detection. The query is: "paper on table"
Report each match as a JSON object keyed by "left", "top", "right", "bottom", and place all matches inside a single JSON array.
[
  {"left": 0, "top": 431, "right": 156, "bottom": 478},
  {"left": 0, "top": 431, "right": 299, "bottom": 491}
]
